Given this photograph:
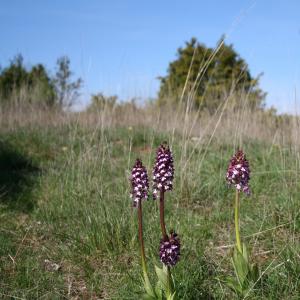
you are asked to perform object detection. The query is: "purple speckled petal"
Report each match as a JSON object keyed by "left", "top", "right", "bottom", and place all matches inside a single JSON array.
[
  {"left": 159, "top": 231, "right": 180, "bottom": 267},
  {"left": 226, "top": 150, "right": 251, "bottom": 195},
  {"left": 130, "top": 159, "right": 149, "bottom": 207},
  {"left": 152, "top": 143, "right": 174, "bottom": 198}
]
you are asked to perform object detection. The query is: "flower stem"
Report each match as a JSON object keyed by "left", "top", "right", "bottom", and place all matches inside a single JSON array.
[
  {"left": 138, "top": 199, "right": 147, "bottom": 276},
  {"left": 167, "top": 266, "right": 172, "bottom": 297},
  {"left": 159, "top": 191, "right": 173, "bottom": 297},
  {"left": 235, "top": 190, "right": 242, "bottom": 253},
  {"left": 159, "top": 191, "right": 168, "bottom": 241}
]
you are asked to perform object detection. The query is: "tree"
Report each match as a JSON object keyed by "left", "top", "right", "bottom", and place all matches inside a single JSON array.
[
  {"left": 0, "top": 54, "right": 56, "bottom": 107},
  {"left": 28, "top": 64, "right": 56, "bottom": 107},
  {"left": 88, "top": 93, "right": 117, "bottom": 112},
  {"left": 54, "top": 56, "right": 83, "bottom": 108},
  {"left": 158, "top": 37, "right": 266, "bottom": 113},
  {"left": 0, "top": 55, "right": 27, "bottom": 103}
]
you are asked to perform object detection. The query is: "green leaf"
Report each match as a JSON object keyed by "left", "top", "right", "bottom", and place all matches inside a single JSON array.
[
  {"left": 232, "top": 247, "right": 249, "bottom": 286},
  {"left": 155, "top": 265, "right": 169, "bottom": 292},
  {"left": 221, "top": 245, "right": 261, "bottom": 297},
  {"left": 154, "top": 265, "right": 175, "bottom": 299},
  {"left": 221, "top": 276, "right": 243, "bottom": 295},
  {"left": 142, "top": 293, "right": 157, "bottom": 300},
  {"left": 250, "top": 263, "right": 260, "bottom": 282},
  {"left": 154, "top": 280, "right": 163, "bottom": 300},
  {"left": 167, "top": 292, "right": 176, "bottom": 300},
  {"left": 141, "top": 269, "right": 156, "bottom": 300},
  {"left": 242, "top": 243, "right": 249, "bottom": 264},
  {"left": 142, "top": 275, "right": 156, "bottom": 299}
]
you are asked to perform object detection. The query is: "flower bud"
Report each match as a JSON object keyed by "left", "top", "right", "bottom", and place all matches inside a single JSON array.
[
  {"left": 226, "top": 150, "right": 250, "bottom": 195},
  {"left": 159, "top": 231, "right": 180, "bottom": 267},
  {"left": 153, "top": 143, "right": 174, "bottom": 199},
  {"left": 130, "top": 159, "right": 149, "bottom": 207}
]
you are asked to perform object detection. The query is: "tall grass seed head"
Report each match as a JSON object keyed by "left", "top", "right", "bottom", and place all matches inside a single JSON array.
[
  {"left": 226, "top": 150, "right": 250, "bottom": 195},
  {"left": 153, "top": 143, "right": 174, "bottom": 199},
  {"left": 130, "top": 159, "right": 149, "bottom": 207},
  {"left": 159, "top": 231, "right": 180, "bottom": 267}
]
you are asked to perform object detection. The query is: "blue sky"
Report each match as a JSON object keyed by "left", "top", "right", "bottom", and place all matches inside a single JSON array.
[{"left": 1, "top": 0, "right": 300, "bottom": 112}]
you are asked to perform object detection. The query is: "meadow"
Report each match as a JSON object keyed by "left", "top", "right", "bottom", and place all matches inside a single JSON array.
[{"left": 0, "top": 104, "right": 299, "bottom": 299}]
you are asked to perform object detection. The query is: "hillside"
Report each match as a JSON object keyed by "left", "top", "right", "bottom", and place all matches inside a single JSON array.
[{"left": 0, "top": 111, "right": 299, "bottom": 299}]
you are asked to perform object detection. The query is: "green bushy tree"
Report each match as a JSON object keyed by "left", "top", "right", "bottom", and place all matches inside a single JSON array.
[
  {"left": 28, "top": 64, "right": 56, "bottom": 107},
  {"left": 0, "top": 54, "right": 82, "bottom": 109},
  {"left": 0, "top": 55, "right": 26, "bottom": 101},
  {"left": 54, "top": 56, "right": 83, "bottom": 108},
  {"left": 158, "top": 37, "right": 266, "bottom": 113},
  {"left": 0, "top": 54, "right": 56, "bottom": 107},
  {"left": 88, "top": 93, "right": 118, "bottom": 112}
]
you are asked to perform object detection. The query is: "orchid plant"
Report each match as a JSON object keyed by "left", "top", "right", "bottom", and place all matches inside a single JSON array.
[
  {"left": 130, "top": 159, "right": 156, "bottom": 298},
  {"left": 223, "top": 150, "right": 260, "bottom": 298},
  {"left": 130, "top": 143, "right": 180, "bottom": 300},
  {"left": 153, "top": 143, "right": 180, "bottom": 299}
]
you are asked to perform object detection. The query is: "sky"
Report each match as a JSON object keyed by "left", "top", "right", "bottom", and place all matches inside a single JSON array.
[{"left": 1, "top": 0, "right": 300, "bottom": 113}]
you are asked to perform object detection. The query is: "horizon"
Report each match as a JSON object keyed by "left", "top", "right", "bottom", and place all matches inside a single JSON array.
[{"left": 1, "top": 0, "right": 300, "bottom": 113}]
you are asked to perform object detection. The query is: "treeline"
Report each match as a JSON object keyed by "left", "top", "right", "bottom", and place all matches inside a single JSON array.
[
  {"left": 1, "top": 37, "right": 270, "bottom": 114},
  {"left": 89, "top": 37, "right": 268, "bottom": 114},
  {"left": 0, "top": 55, "right": 82, "bottom": 109}
]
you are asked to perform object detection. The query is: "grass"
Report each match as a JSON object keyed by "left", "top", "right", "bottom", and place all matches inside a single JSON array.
[{"left": 0, "top": 120, "right": 299, "bottom": 299}]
